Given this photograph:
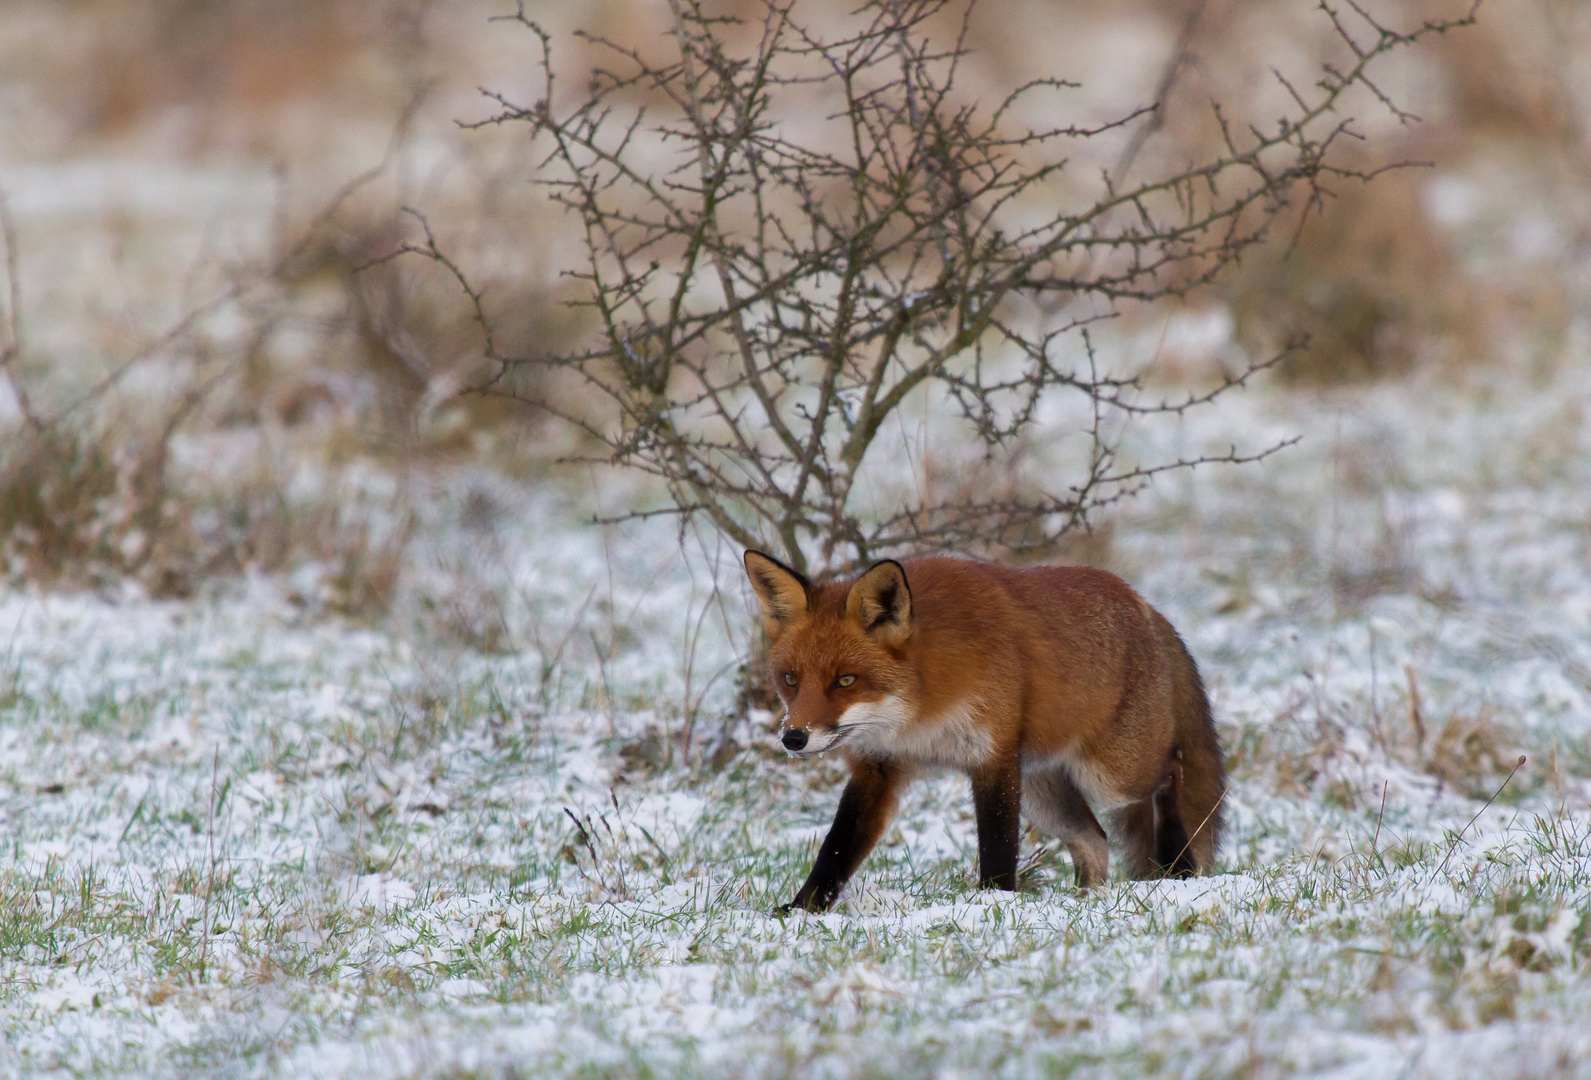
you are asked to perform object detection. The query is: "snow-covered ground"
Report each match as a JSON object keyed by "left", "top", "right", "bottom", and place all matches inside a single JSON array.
[
  {"left": 3, "top": 2, "right": 1590, "bottom": 1075},
  {"left": 2, "top": 353, "right": 1589, "bottom": 1078}
]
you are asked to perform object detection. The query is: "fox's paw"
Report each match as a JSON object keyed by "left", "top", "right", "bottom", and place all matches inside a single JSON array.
[
  {"left": 775, "top": 899, "right": 821, "bottom": 916},
  {"left": 775, "top": 892, "right": 834, "bottom": 915}
]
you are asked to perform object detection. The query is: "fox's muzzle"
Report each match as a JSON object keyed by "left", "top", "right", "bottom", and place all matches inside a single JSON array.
[{"left": 779, "top": 724, "right": 847, "bottom": 758}]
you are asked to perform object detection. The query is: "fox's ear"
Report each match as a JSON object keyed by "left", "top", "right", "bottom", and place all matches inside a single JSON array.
[
  {"left": 846, "top": 560, "right": 912, "bottom": 648},
  {"left": 744, "top": 550, "right": 811, "bottom": 641}
]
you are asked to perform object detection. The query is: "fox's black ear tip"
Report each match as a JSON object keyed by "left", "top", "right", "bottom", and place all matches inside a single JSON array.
[
  {"left": 863, "top": 558, "right": 910, "bottom": 591},
  {"left": 744, "top": 550, "right": 811, "bottom": 590}
]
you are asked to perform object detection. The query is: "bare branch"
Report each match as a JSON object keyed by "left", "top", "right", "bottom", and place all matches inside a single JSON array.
[
  {"left": 399, "top": 0, "right": 1468, "bottom": 572},
  {"left": 0, "top": 187, "right": 42, "bottom": 431}
]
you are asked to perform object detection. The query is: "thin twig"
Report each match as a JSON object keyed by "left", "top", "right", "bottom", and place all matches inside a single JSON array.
[
  {"left": 0, "top": 186, "right": 41, "bottom": 430},
  {"left": 1112, "top": 0, "right": 1209, "bottom": 183},
  {"left": 199, "top": 745, "right": 221, "bottom": 984},
  {"left": 1367, "top": 779, "right": 1388, "bottom": 887},
  {"left": 1429, "top": 755, "right": 1527, "bottom": 884},
  {"left": 1140, "top": 782, "right": 1230, "bottom": 905}
]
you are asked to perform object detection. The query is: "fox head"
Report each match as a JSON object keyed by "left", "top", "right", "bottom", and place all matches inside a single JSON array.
[{"left": 743, "top": 550, "right": 916, "bottom": 758}]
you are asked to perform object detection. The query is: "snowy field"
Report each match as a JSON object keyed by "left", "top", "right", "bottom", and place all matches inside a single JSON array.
[
  {"left": 3, "top": 353, "right": 1590, "bottom": 1078},
  {"left": 4, "top": 2, "right": 1591, "bottom": 1077}
]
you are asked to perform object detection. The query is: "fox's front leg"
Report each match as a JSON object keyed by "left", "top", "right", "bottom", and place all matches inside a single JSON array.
[
  {"left": 782, "top": 759, "right": 906, "bottom": 913},
  {"left": 969, "top": 756, "right": 1022, "bottom": 891}
]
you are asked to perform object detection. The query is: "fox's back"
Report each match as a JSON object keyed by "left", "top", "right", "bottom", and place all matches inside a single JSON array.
[
  {"left": 899, "top": 558, "right": 1170, "bottom": 757},
  {"left": 899, "top": 557, "right": 1154, "bottom": 663}
]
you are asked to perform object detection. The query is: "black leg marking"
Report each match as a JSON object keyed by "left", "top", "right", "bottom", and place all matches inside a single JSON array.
[
  {"left": 783, "top": 760, "right": 903, "bottom": 913},
  {"left": 970, "top": 759, "right": 1022, "bottom": 891}
]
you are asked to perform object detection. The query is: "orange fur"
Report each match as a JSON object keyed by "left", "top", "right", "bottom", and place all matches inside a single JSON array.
[{"left": 746, "top": 550, "right": 1224, "bottom": 908}]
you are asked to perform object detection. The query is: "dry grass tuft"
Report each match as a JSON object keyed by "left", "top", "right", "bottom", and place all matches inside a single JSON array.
[
  {"left": 43, "top": 0, "right": 421, "bottom": 143},
  {"left": 1224, "top": 172, "right": 1485, "bottom": 385},
  {"left": 229, "top": 205, "right": 586, "bottom": 462},
  {"left": 0, "top": 408, "right": 413, "bottom": 616},
  {"left": 1, "top": 414, "right": 192, "bottom": 595},
  {"left": 218, "top": 471, "right": 415, "bottom": 619},
  {"left": 1230, "top": 666, "right": 1530, "bottom": 805}
]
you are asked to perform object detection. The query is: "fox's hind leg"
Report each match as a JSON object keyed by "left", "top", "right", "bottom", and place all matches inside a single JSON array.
[
  {"left": 1022, "top": 765, "right": 1108, "bottom": 889},
  {"left": 1153, "top": 753, "right": 1197, "bottom": 877},
  {"left": 1110, "top": 798, "right": 1158, "bottom": 879},
  {"left": 1113, "top": 756, "right": 1197, "bottom": 879}
]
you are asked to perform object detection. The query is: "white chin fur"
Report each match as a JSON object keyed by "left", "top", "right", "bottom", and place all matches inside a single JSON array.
[
  {"left": 839, "top": 696, "right": 995, "bottom": 769},
  {"left": 831, "top": 695, "right": 913, "bottom": 756}
]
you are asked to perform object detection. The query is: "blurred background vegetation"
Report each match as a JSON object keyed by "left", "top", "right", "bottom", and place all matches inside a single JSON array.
[{"left": 0, "top": 0, "right": 1583, "bottom": 609}]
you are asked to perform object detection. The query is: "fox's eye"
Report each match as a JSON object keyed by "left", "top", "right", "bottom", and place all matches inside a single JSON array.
[
  {"left": 782, "top": 672, "right": 797, "bottom": 687},
  {"left": 835, "top": 674, "right": 857, "bottom": 688}
]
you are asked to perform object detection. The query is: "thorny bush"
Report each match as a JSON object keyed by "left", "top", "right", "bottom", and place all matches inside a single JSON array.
[{"left": 404, "top": 0, "right": 1474, "bottom": 575}]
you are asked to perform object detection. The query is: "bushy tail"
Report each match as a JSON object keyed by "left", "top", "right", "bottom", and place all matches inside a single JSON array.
[{"left": 1154, "top": 614, "right": 1225, "bottom": 874}]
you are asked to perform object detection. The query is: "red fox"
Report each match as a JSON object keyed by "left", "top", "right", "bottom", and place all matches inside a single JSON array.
[{"left": 744, "top": 550, "right": 1225, "bottom": 912}]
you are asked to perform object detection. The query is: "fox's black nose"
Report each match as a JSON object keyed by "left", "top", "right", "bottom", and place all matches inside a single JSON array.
[{"left": 781, "top": 729, "right": 808, "bottom": 752}]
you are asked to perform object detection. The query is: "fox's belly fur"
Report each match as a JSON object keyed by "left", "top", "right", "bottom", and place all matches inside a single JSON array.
[{"left": 839, "top": 699, "right": 1133, "bottom": 810}]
